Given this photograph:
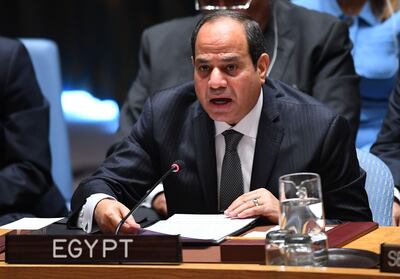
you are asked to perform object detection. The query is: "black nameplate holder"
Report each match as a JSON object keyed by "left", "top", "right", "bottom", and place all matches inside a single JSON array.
[
  {"left": 5, "top": 234, "right": 181, "bottom": 264},
  {"left": 381, "top": 243, "right": 400, "bottom": 273}
]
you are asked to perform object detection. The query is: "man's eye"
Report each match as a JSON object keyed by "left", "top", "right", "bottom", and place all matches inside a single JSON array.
[
  {"left": 198, "top": 65, "right": 210, "bottom": 72},
  {"left": 226, "top": 64, "right": 237, "bottom": 72}
]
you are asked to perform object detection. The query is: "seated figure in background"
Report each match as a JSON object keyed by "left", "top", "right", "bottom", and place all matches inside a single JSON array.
[
  {"left": 371, "top": 72, "right": 400, "bottom": 225},
  {"left": 293, "top": 0, "right": 400, "bottom": 226},
  {"left": 113, "top": 0, "right": 361, "bottom": 220},
  {"left": 0, "top": 36, "right": 67, "bottom": 225},
  {"left": 292, "top": 0, "right": 400, "bottom": 149}
]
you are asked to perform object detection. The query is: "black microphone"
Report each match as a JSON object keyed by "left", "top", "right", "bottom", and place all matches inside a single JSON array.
[{"left": 115, "top": 160, "right": 185, "bottom": 235}]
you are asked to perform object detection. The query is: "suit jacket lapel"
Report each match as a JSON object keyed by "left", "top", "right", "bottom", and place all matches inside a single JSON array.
[
  {"left": 250, "top": 83, "right": 284, "bottom": 191},
  {"left": 193, "top": 109, "right": 218, "bottom": 212}
]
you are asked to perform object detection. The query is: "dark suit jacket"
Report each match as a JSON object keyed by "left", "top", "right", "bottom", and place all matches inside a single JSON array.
[
  {"left": 70, "top": 80, "right": 371, "bottom": 226},
  {"left": 0, "top": 37, "right": 66, "bottom": 224},
  {"left": 371, "top": 73, "right": 400, "bottom": 188},
  {"left": 118, "top": 0, "right": 360, "bottom": 141}
]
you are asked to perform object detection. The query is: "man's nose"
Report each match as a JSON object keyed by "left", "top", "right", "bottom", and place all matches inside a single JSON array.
[{"left": 208, "top": 68, "right": 227, "bottom": 89}]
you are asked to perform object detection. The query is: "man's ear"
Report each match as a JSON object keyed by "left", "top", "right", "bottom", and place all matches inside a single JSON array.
[
  {"left": 191, "top": 56, "right": 194, "bottom": 67},
  {"left": 257, "top": 53, "right": 269, "bottom": 83}
]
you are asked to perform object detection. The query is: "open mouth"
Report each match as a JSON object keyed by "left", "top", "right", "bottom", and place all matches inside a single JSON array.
[{"left": 210, "top": 98, "right": 232, "bottom": 105}]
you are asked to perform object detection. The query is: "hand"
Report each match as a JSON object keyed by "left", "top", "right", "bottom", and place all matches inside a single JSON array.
[
  {"left": 94, "top": 199, "right": 141, "bottom": 234},
  {"left": 224, "top": 188, "right": 280, "bottom": 224},
  {"left": 393, "top": 200, "right": 400, "bottom": 226},
  {"left": 152, "top": 192, "right": 168, "bottom": 217}
]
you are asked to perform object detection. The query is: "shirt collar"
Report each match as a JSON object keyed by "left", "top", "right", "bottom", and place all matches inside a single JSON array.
[
  {"left": 358, "top": 1, "right": 380, "bottom": 26},
  {"left": 321, "top": 0, "right": 379, "bottom": 26},
  {"left": 214, "top": 89, "right": 263, "bottom": 139}
]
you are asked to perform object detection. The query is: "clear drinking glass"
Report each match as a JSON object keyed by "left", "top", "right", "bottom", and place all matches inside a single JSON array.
[
  {"left": 279, "top": 172, "right": 328, "bottom": 266},
  {"left": 284, "top": 234, "right": 313, "bottom": 266},
  {"left": 265, "top": 229, "right": 291, "bottom": 265}
]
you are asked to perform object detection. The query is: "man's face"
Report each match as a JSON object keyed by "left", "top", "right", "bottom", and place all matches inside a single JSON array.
[{"left": 193, "top": 18, "right": 269, "bottom": 125}]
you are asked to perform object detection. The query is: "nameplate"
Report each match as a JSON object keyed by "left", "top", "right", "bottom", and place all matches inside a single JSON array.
[
  {"left": 381, "top": 243, "right": 400, "bottom": 273},
  {"left": 5, "top": 234, "right": 181, "bottom": 264},
  {"left": 220, "top": 239, "right": 265, "bottom": 264}
]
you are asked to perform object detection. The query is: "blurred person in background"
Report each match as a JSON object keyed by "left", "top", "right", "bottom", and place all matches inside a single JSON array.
[
  {"left": 292, "top": 0, "right": 400, "bottom": 150},
  {"left": 371, "top": 71, "right": 400, "bottom": 225},
  {"left": 292, "top": 0, "right": 400, "bottom": 226},
  {"left": 0, "top": 36, "right": 67, "bottom": 225}
]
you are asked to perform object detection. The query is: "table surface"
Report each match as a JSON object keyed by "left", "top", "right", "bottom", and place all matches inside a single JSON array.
[
  {"left": 343, "top": 226, "right": 400, "bottom": 253},
  {"left": 1, "top": 227, "right": 400, "bottom": 279}
]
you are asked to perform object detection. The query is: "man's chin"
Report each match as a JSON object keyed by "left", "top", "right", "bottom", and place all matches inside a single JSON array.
[{"left": 209, "top": 114, "right": 238, "bottom": 125}]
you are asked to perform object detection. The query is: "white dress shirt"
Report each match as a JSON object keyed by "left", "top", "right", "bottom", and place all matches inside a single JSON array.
[{"left": 78, "top": 90, "right": 263, "bottom": 233}]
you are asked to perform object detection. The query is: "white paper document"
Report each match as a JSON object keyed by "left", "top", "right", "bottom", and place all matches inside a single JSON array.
[
  {"left": 0, "top": 217, "right": 64, "bottom": 230},
  {"left": 146, "top": 214, "right": 257, "bottom": 243},
  {"left": 242, "top": 225, "right": 280, "bottom": 238}
]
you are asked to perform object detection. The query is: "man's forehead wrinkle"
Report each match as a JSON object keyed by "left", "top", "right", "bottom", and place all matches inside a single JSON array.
[
  {"left": 197, "top": 35, "right": 234, "bottom": 51},
  {"left": 196, "top": 23, "right": 248, "bottom": 54}
]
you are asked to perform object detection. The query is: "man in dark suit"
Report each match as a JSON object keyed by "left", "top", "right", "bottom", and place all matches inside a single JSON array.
[
  {"left": 117, "top": 0, "right": 361, "bottom": 218},
  {"left": 0, "top": 36, "right": 67, "bottom": 225},
  {"left": 118, "top": 0, "right": 360, "bottom": 139},
  {"left": 371, "top": 72, "right": 400, "bottom": 225},
  {"left": 69, "top": 11, "right": 371, "bottom": 234}
]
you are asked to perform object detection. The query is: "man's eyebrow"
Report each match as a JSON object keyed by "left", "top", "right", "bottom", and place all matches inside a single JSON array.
[
  {"left": 195, "top": 58, "right": 209, "bottom": 64},
  {"left": 221, "top": 55, "right": 240, "bottom": 62},
  {"left": 195, "top": 55, "right": 241, "bottom": 64}
]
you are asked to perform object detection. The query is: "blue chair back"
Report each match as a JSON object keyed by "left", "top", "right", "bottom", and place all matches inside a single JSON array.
[
  {"left": 356, "top": 148, "right": 394, "bottom": 225},
  {"left": 20, "top": 39, "right": 72, "bottom": 204}
]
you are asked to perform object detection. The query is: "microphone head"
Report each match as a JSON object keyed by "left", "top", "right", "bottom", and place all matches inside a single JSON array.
[{"left": 171, "top": 160, "right": 185, "bottom": 173}]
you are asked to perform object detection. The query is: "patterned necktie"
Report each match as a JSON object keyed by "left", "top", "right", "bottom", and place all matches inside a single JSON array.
[{"left": 219, "top": 129, "right": 244, "bottom": 211}]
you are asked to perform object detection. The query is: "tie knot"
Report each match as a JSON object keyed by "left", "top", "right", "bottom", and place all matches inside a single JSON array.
[{"left": 223, "top": 129, "right": 243, "bottom": 152}]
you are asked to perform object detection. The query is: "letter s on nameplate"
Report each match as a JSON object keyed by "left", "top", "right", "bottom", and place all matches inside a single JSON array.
[{"left": 381, "top": 243, "right": 400, "bottom": 273}]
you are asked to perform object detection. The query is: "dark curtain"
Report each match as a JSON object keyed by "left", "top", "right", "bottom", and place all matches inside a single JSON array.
[{"left": 0, "top": 0, "right": 196, "bottom": 105}]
